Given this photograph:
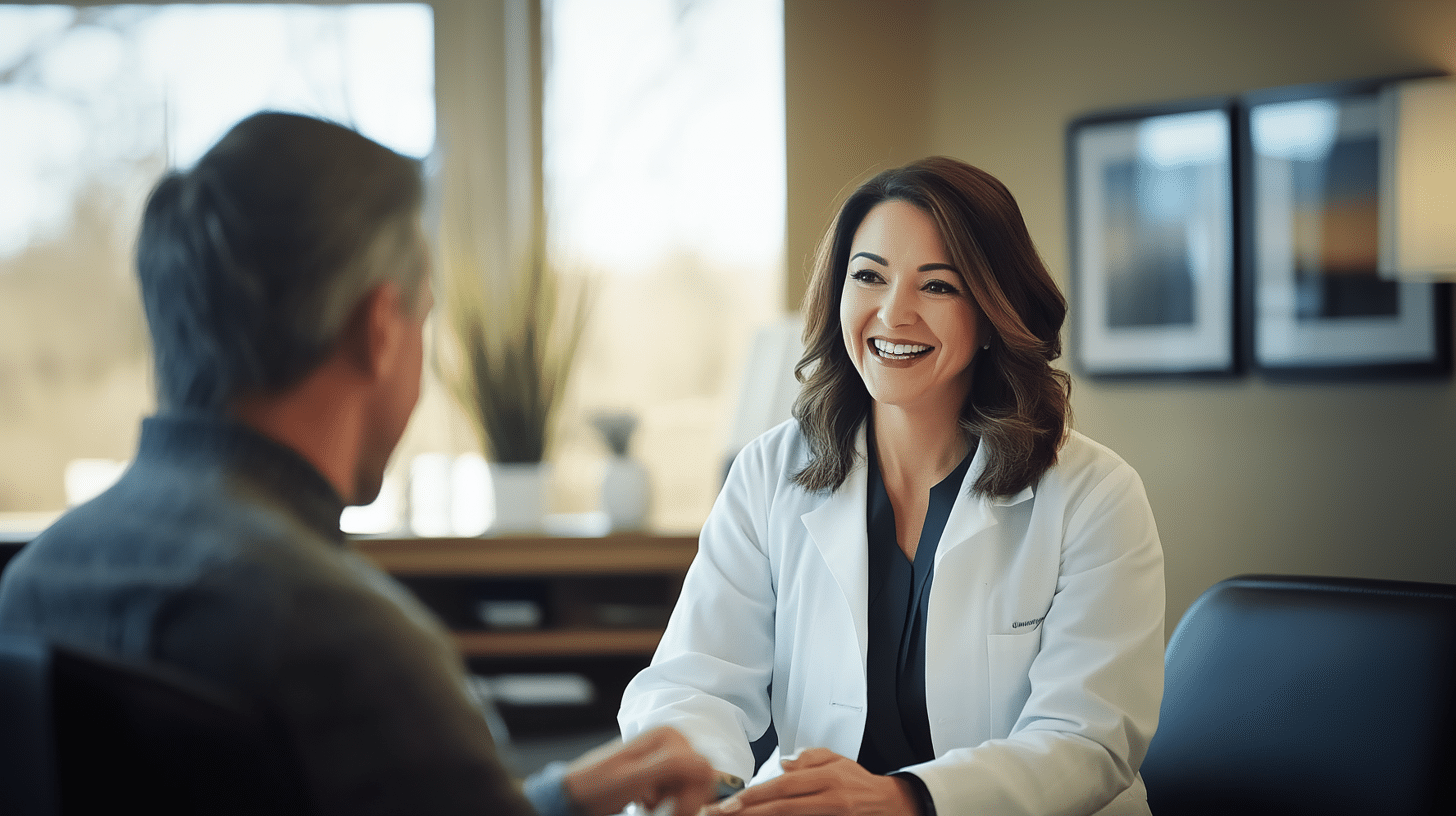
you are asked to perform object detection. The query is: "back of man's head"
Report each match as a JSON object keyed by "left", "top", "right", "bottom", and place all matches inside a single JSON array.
[{"left": 136, "top": 111, "right": 425, "bottom": 411}]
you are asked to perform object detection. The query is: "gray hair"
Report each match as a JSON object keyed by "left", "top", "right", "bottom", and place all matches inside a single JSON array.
[{"left": 135, "top": 111, "right": 426, "bottom": 410}]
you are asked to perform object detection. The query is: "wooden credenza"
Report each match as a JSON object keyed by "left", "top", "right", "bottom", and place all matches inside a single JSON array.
[{"left": 350, "top": 534, "right": 698, "bottom": 663}]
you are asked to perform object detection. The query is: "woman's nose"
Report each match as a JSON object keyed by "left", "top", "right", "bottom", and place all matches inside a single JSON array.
[{"left": 877, "top": 281, "right": 916, "bottom": 327}]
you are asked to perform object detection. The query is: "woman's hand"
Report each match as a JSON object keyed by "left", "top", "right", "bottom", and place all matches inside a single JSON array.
[{"left": 707, "top": 748, "right": 920, "bottom": 816}]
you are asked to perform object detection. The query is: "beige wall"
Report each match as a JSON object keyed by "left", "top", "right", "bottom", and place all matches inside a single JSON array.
[
  {"left": 786, "top": 0, "right": 1456, "bottom": 629},
  {"left": 784, "top": 0, "right": 936, "bottom": 308}
]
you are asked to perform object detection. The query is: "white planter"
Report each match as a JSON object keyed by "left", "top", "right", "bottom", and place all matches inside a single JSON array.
[
  {"left": 486, "top": 462, "right": 549, "bottom": 534},
  {"left": 601, "top": 455, "right": 650, "bottom": 532},
  {"left": 409, "top": 453, "right": 455, "bottom": 537}
]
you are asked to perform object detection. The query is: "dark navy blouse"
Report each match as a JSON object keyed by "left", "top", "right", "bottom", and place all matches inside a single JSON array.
[{"left": 857, "top": 445, "right": 974, "bottom": 775}]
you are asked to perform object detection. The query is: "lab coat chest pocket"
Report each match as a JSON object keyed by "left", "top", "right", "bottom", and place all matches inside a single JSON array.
[
  {"left": 986, "top": 627, "right": 1041, "bottom": 738},
  {"left": 829, "top": 669, "right": 864, "bottom": 712}
]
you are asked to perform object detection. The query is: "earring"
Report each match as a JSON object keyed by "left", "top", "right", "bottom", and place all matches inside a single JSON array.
[{"left": 981, "top": 342, "right": 991, "bottom": 350}]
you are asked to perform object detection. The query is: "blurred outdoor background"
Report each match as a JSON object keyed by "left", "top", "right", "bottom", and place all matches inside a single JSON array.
[{"left": 0, "top": 0, "right": 785, "bottom": 535}]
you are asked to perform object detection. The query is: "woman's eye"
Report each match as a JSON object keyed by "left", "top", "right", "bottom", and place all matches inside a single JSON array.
[
  {"left": 849, "top": 269, "right": 882, "bottom": 283},
  {"left": 924, "top": 280, "right": 959, "bottom": 295}
]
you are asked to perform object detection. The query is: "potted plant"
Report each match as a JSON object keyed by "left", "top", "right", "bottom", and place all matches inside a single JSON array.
[{"left": 437, "top": 234, "right": 587, "bottom": 534}]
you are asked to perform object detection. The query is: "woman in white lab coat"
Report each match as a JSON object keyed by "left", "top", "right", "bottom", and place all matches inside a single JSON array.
[{"left": 619, "top": 157, "right": 1164, "bottom": 816}]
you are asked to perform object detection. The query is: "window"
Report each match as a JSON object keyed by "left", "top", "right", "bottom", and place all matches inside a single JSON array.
[
  {"left": 0, "top": 4, "right": 433, "bottom": 529},
  {"left": 541, "top": 0, "right": 786, "bottom": 531},
  {"left": 0, "top": 0, "right": 785, "bottom": 538}
]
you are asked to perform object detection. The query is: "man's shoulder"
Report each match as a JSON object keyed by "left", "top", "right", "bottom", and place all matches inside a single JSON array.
[
  {"left": 18, "top": 464, "right": 311, "bottom": 576},
  {"left": 0, "top": 464, "right": 365, "bottom": 656}
]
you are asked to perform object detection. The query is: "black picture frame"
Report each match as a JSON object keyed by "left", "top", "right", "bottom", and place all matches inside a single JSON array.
[
  {"left": 1239, "top": 75, "right": 1453, "bottom": 379},
  {"left": 1067, "top": 98, "right": 1240, "bottom": 379}
]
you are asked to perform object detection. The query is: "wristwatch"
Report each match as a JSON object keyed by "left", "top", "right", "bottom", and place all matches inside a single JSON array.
[{"left": 714, "top": 771, "right": 745, "bottom": 800}]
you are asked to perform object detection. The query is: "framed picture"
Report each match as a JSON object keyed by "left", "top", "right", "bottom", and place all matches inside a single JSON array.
[
  {"left": 1071, "top": 100, "right": 1240, "bottom": 378},
  {"left": 1241, "top": 76, "right": 1452, "bottom": 378},
  {"left": 1067, "top": 98, "right": 1239, "bottom": 378}
]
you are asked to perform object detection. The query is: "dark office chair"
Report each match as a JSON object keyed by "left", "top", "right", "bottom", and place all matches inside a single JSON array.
[
  {"left": 1140, "top": 574, "right": 1456, "bottom": 816},
  {"left": 0, "top": 632, "right": 313, "bottom": 815}
]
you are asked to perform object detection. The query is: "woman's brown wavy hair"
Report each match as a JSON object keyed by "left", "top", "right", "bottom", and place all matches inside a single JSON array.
[{"left": 791, "top": 156, "right": 1070, "bottom": 497}]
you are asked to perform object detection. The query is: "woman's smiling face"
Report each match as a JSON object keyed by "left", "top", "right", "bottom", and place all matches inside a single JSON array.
[{"left": 840, "top": 199, "right": 985, "bottom": 414}]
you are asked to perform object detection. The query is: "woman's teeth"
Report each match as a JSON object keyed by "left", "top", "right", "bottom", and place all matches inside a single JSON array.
[{"left": 872, "top": 339, "right": 931, "bottom": 360}]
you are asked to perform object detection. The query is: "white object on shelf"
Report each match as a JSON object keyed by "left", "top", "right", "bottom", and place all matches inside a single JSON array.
[
  {"left": 408, "top": 453, "right": 551, "bottom": 537},
  {"left": 409, "top": 453, "right": 454, "bottom": 537},
  {"left": 486, "top": 462, "right": 548, "bottom": 534},
  {"left": 476, "top": 599, "right": 543, "bottom": 630},
  {"left": 485, "top": 673, "right": 594, "bottom": 706},
  {"left": 63, "top": 458, "right": 128, "bottom": 507},
  {"left": 340, "top": 475, "right": 403, "bottom": 535},
  {"left": 451, "top": 453, "right": 493, "bottom": 536},
  {"left": 542, "top": 512, "right": 611, "bottom": 537},
  {"left": 601, "top": 455, "right": 651, "bottom": 531}
]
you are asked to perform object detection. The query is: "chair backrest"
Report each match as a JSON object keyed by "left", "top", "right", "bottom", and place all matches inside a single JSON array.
[
  {"left": 0, "top": 632, "right": 312, "bottom": 815},
  {"left": 1141, "top": 574, "right": 1456, "bottom": 816},
  {"left": 0, "top": 632, "right": 58, "bottom": 815}
]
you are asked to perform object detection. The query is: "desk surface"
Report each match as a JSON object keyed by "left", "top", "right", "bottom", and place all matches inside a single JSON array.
[
  {"left": 350, "top": 534, "right": 698, "bottom": 576},
  {"left": 0, "top": 534, "right": 701, "bottom": 584}
]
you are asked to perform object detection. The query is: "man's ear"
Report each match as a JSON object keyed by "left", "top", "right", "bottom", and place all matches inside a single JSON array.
[{"left": 339, "top": 281, "right": 407, "bottom": 379}]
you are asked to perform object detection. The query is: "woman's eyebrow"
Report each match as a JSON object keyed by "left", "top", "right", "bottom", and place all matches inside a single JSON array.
[
  {"left": 850, "top": 252, "right": 961, "bottom": 278},
  {"left": 850, "top": 251, "right": 957, "bottom": 272}
]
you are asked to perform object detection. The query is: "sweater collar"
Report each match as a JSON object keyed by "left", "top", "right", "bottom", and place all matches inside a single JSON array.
[{"left": 137, "top": 410, "right": 346, "bottom": 546}]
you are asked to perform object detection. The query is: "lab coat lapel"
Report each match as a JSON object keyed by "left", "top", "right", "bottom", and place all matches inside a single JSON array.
[
  {"left": 924, "top": 441, "right": 1035, "bottom": 755},
  {"left": 934, "top": 440, "right": 1035, "bottom": 568},
  {"left": 800, "top": 425, "right": 871, "bottom": 662}
]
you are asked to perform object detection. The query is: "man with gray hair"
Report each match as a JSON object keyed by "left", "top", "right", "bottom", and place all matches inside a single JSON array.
[{"left": 0, "top": 112, "right": 714, "bottom": 816}]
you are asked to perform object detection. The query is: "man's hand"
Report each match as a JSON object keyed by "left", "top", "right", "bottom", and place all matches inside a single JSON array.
[
  {"left": 562, "top": 726, "right": 717, "bottom": 816},
  {"left": 706, "top": 748, "right": 918, "bottom": 816}
]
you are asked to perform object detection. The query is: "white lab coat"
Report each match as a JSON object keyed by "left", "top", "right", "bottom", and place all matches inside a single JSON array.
[{"left": 620, "top": 420, "right": 1164, "bottom": 816}]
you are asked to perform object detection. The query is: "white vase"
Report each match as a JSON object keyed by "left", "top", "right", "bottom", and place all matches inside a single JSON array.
[
  {"left": 486, "top": 462, "right": 548, "bottom": 534},
  {"left": 601, "top": 455, "right": 650, "bottom": 532}
]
